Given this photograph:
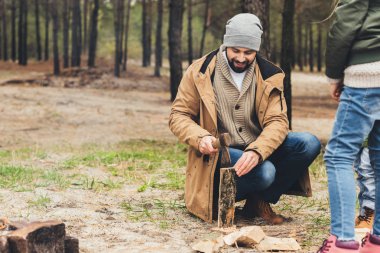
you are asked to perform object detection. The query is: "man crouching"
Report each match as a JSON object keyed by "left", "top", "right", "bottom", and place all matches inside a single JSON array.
[{"left": 169, "top": 13, "right": 321, "bottom": 224}]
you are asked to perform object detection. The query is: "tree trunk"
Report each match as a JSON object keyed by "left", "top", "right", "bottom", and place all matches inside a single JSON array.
[
  {"left": 187, "top": 0, "right": 193, "bottom": 65},
  {"left": 280, "top": 0, "right": 295, "bottom": 129},
  {"left": 114, "top": 0, "right": 123, "bottom": 77},
  {"left": 88, "top": 0, "right": 99, "bottom": 67},
  {"left": 18, "top": 0, "right": 23, "bottom": 64},
  {"left": 71, "top": 0, "right": 81, "bottom": 67},
  {"left": 52, "top": 0, "right": 59, "bottom": 75},
  {"left": 154, "top": 0, "right": 163, "bottom": 77},
  {"left": 0, "top": 3, "right": 2, "bottom": 61},
  {"left": 83, "top": 0, "right": 88, "bottom": 53},
  {"left": 142, "top": 0, "right": 152, "bottom": 67},
  {"left": 303, "top": 24, "right": 308, "bottom": 69},
  {"left": 0, "top": 9, "right": 2, "bottom": 60},
  {"left": 122, "top": 0, "right": 132, "bottom": 71},
  {"left": 309, "top": 23, "right": 314, "bottom": 72},
  {"left": 271, "top": 37, "right": 277, "bottom": 64},
  {"left": 297, "top": 14, "right": 303, "bottom": 71},
  {"left": 11, "top": 0, "right": 16, "bottom": 61},
  {"left": 34, "top": 0, "right": 42, "bottom": 61},
  {"left": 199, "top": 0, "right": 210, "bottom": 57},
  {"left": 23, "top": 0, "right": 28, "bottom": 65},
  {"left": 118, "top": 0, "right": 125, "bottom": 65},
  {"left": 168, "top": 0, "right": 184, "bottom": 101},
  {"left": 317, "top": 24, "right": 322, "bottom": 72},
  {"left": 78, "top": 0, "right": 82, "bottom": 63},
  {"left": 18, "top": 0, "right": 27, "bottom": 65},
  {"left": 63, "top": 0, "right": 69, "bottom": 68},
  {"left": 1, "top": 0, "right": 8, "bottom": 61},
  {"left": 44, "top": 0, "right": 49, "bottom": 61},
  {"left": 242, "top": 0, "right": 270, "bottom": 59}
]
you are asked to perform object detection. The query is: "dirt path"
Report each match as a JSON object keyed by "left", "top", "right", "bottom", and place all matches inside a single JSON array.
[
  {"left": 0, "top": 87, "right": 176, "bottom": 149},
  {"left": 0, "top": 68, "right": 336, "bottom": 252}
]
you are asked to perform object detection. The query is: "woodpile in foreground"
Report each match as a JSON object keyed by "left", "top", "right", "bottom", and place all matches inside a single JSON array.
[{"left": 192, "top": 225, "right": 301, "bottom": 252}]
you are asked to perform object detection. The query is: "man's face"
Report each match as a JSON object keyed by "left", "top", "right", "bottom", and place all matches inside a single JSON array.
[{"left": 226, "top": 47, "right": 257, "bottom": 73}]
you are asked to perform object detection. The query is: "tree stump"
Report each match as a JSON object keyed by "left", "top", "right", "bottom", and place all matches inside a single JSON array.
[
  {"left": 218, "top": 167, "right": 236, "bottom": 228},
  {"left": 0, "top": 220, "right": 79, "bottom": 253}
]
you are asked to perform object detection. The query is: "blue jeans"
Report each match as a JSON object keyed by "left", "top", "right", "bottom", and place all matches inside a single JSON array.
[
  {"left": 354, "top": 147, "right": 375, "bottom": 215},
  {"left": 214, "top": 132, "right": 320, "bottom": 205},
  {"left": 324, "top": 86, "right": 380, "bottom": 240}
]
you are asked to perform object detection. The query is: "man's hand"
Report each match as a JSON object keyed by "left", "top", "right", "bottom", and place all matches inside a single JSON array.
[
  {"left": 199, "top": 136, "right": 218, "bottom": 155},
  {"left": 234, "top": 150, "right": 260, "bottom": 177},
  {"left": 329, "top": 81, "right": 344, "bottom": 102}
]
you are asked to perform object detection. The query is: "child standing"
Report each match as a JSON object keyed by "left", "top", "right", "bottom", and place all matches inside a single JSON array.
[{"left": 320, "top": 0, "right": 380, "bottom": 252}]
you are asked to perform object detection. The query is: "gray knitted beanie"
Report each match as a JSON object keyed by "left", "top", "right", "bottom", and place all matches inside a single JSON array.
[{"left": 223, "top": 13, "right": 263, "bottom": 51}]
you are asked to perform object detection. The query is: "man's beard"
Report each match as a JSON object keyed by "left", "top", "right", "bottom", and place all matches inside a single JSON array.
[{"left": 227, "top": 58, "right": 253, "bottom": 73}]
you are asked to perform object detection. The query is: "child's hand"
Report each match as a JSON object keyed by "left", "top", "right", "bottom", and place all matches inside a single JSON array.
[{"left": 329, "top": 81, "right": 343, "bottom": 102}]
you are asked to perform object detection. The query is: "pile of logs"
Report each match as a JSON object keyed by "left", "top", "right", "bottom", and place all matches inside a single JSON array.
[{"left": 0, "top": 219, "right": 78, "bottom": 253}]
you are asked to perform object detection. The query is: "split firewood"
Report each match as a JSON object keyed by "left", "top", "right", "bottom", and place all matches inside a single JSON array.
[
  {"left": 218, "top": 167, "right": 236, "bottom": 228},
  {"left": 256, "top": 236, "right": 301, "bottom": 251},
  {"left": 223, "top": 226, "right": 265, "bottom": 247},
  {"left": 191, "top": 236, "right": 224, "bottom": 253}
]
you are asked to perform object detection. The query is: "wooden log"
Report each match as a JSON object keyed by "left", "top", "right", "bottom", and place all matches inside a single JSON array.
[
  {"left": 64, "top": 236, "right": 79, "bottom": 253},
  {"left": 8, "top": 220, "right": 66, "bottom": 253},
  {"left": 218, "top": 167, "right": 236, "bottom": 228}
]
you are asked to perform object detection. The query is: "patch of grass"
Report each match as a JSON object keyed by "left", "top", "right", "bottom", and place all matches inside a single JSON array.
[
  {"left": 0, "top": 165, "right": 39, "bottom": 190},
  {"left": 68, "top": 173, "right": 123, "bottom": 191},
  {"left": 309, "top": 153, "right": 326, "bottom": 179},
  {"left": 162, "top": 169, "right": 185, "bottom": 190},
  {"left": 35, "top": 150, "right": 48, "bottom": 159},
  {"left": 40, "top": 170, "right": 70, "bottom": 189},
  {"left": 137, "top": 177, "right": 157, "bottom": 192},
  {"left": 0, "top": 150, "right": 11, "bottom": 160},
  {"left": 61, "top": 141, "right": 186, "bottom": 171},
  {"left": 98, "top": 177, "right": 124, "bottom": 190},
  {"left": 61, "top": 157, "right": 83, "bottom": 169},
  {"left": 28, "top": 194, "right": 51, "bottom": 209},
  {"left": 69, "top": 174, "right": 96, "bottom": 190},
  {"left": 302, "top": 213, "right": 330, "bottom": 248},
  {"left": 1, "top": 140, "right": 188, "bottom": 194},
  {"left": 120, "top": 198, "right": 186, "bottom": 228}
]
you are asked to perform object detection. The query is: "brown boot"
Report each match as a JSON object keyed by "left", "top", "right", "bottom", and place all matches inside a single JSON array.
[
  {"left": 242, "top": 197, "right": 291, "bottom": 225},
  {"left": 355, "top": 207, "right": 374, "bottom": 229}
]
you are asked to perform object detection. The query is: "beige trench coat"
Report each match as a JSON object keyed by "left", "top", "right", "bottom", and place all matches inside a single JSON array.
[{"left": 169, "top": 52, "right": 312, "bottom": 223}]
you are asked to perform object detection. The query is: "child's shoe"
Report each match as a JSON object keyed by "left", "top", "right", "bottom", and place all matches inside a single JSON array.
[
  {"left": 360, "top": 232, "right": 380, "bottom": 253},
  {"left": 317, "top": 235, "right": 359, "bottom": 253},
  {"left": 355, "top": 207, "right": 374, "bottom": 229}
]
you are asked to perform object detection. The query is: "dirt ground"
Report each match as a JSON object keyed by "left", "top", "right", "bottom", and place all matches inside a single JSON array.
[{"left": 0, "top": 61, "right": 338, "bottom": 252}]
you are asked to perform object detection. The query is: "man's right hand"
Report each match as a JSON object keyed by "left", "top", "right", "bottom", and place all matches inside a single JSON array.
[{"left": 199, "top": 136, "right": 218, "bottom": 155}]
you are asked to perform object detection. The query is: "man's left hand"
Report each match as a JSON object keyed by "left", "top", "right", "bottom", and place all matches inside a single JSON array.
[{"left": 234, "top": 151, "right": 260, "bottom": 177}]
